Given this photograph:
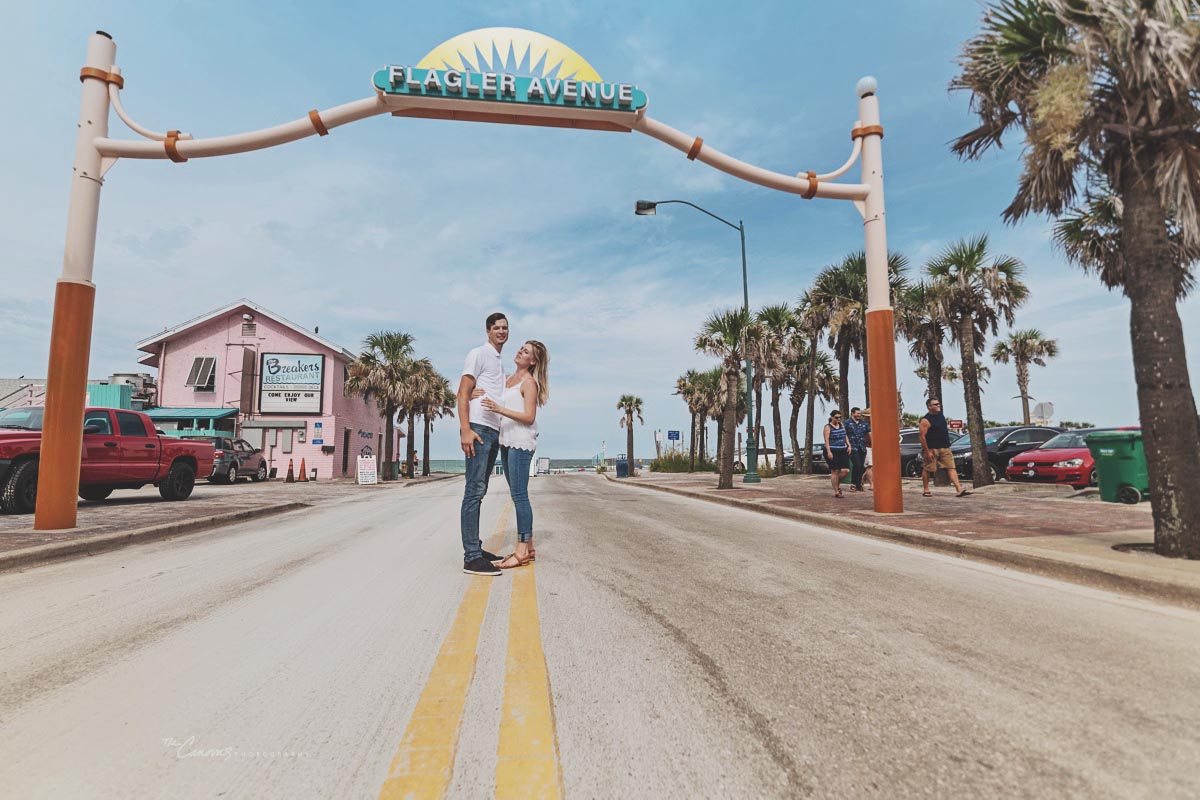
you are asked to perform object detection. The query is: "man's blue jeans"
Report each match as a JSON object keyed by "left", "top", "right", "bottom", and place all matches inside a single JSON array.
[
  {"left": 460, "top": 423, "right": 500, "bottom": 562},
  {"left": 501, "top": 446, "right": 534, "bottom": 542}
]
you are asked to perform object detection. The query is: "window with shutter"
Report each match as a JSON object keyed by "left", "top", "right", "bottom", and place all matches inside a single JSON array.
[{"left": 185, "top": 356, "right": 217, "bottom": 391}]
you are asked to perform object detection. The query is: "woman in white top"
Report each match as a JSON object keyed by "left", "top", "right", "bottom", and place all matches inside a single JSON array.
[{"left": 478, "top": 340, "right": 549, "bottom": 569}]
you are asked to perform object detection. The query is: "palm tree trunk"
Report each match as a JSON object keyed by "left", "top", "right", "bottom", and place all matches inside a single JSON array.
[
  {"left": 803, "top": 332, "right": 818, "bottom": 474},
  {"left": 959, "top": 319, "right": 991, "bottom": 487},
  {"left": 382, "top": 404, "right": 396, "bottom": 481},
  {"left": 788, "top": 386, "right": 802, "bottom": 475},
  {"left": 770, "top": 382, "right": 784, "bottom": 472},
  {"left": 626, "top": 412, "right": 635, "bottom": 477},
  {"left": 927, "top": 345, "right": 943, "bottom": 402},
  {"left": 838, "top": 341, "right": 850, "bottom": 417},
  {"left": 719, "top": 367, "right": 738, "bottom": 489},
  {"left": 688, "top": 409, "right": 697, "bottom": 471},
  {"left": 1122, "top": 160, "right": 1200, "bottom": 558},
  {"left": 1017, "top": 361, "right": 1031, "bottom": 424},
  {"left": 422, "top": 413, "right": 431, "bottom": 476},
  {"left": 406, "top": 413, "right": 416, "bottom": 478},
  {"left": 861, "top": 335, "right": 871, "bottom": 406}
]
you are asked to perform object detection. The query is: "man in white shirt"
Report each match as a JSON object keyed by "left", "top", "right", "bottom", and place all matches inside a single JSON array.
[{"left": 457, "top": 312, "right": 509, "bottom": 575}]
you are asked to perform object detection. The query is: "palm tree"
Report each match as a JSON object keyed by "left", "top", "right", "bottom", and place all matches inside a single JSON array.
[
  {"left": 674, "top": 370, "right": 703, "bottom": 471},
  {"left": 756, "top": 304, "right": 797, "bottom": 471},
  {"left": 899, "top": 281, "right": 951, "bottom": 402},
  {"left": 927, "top": 235, "right": 1028, "bottom": 486},
  {"left": 398, "top": 358, "right": 436, "bottom": 478},
  {"left": 617, "top": 395, "right": 644, "bottom": 476},
  {"left": 695, "top": 367, "right": 725, "bottom": 463},
  {"left": 785, "top": 341, "right": 837, "bottom": 474},
  {"left": 695, "top": 308, "right": 754, "bottom": 489},
  {"left": 991, "top": 329, "right": 1060, "bottom": 424},
  {"left": 813, "top": 252, "right": 908, "bottom": 411},
  {"left": 419, "top": 372, "right": 455, "bottom": 476},
  {"left": 344, "top": 331, "right": 414, "bottom": 481},
  {"left": 795, "top": 292, "right": 830, "bottom": 474},
  {"left": 952, "top": 0, "right": 1200, "bottom": 553}
]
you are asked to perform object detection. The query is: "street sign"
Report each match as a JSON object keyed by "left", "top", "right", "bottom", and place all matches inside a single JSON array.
[
  {"left": 312, "top": 421, "right": 324, "bottom": 445},
  {"left": 948, "top": 419, "right": 965, "bottom": 431},
  {"left": 667, "top": 430, "right": 680, "bottom": 441}
]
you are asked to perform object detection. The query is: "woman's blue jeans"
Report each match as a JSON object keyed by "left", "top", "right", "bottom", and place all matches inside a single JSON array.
[{"left": 502, "top": 446, "right": 534, "bottom": 542}]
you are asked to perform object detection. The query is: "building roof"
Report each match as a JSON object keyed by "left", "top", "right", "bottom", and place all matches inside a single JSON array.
[{"left": 135, "top": 299, "right": 358, "bottom": 365}]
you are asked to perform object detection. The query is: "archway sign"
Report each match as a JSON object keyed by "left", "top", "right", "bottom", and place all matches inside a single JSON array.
[{"left": 36, "top": 27, "right": 900, "bottom": 530}]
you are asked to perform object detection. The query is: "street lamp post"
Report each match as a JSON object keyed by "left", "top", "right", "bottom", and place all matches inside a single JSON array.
[{"left": 635, "top": 199, "right": 760, "bottom": 484}]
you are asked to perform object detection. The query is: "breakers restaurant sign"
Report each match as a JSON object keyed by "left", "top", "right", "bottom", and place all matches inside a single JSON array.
[
  {"left": 260, "top": 353, "right": 324, "bottom": 414},
  {"left": 373, "top": 28, "right": 647, "bottom": 132}
]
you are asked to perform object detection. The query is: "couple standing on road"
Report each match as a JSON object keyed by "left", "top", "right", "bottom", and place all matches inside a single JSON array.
[{"left": 457, "top": 313, "right": 551, "bottom": 576}]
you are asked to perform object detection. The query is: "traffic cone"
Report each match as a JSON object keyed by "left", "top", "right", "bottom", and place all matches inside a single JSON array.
[
  {"left": 298, "top": 458, "right": 308, "bottom": 482},
  {"left": 285, "top": 459, "right": 295, "bottom": 483}
]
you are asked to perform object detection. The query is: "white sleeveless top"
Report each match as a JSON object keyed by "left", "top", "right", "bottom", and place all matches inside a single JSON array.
[{"left": 499, "top": 381, "right": 538, "bottom": 451}]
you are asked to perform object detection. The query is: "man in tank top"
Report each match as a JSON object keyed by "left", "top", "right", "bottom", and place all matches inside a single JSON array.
[{"left": 457, "top": 312, "right": 509, "bottom": 576}]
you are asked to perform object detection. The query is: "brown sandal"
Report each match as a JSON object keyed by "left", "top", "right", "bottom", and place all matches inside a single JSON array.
[{"left": 497, "top": 552, "right": 532, "bottom": 569}]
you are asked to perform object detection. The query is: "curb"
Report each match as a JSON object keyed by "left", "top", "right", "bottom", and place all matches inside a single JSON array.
[
  {"left": 0, "top": 502, "right": 309, "bottom": 574},
  {"left": 604, "top": 475, "right": 1200, "bottom": 610}
]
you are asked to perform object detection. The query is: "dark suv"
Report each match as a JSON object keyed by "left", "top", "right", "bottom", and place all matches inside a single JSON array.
[
  {"left": 183, "top": 436, "right": 269, "bottom": 484},
  {"left": 946, "top": 426, "right": 1063, "bottom": 482}
]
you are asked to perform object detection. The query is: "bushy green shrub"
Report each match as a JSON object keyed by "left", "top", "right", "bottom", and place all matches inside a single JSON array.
[
  {"left": 595, "top": 464, "right": 608, "bottom": 473},
  {"left": 650, "top": 452, "right": 717, "bottom": 473}
]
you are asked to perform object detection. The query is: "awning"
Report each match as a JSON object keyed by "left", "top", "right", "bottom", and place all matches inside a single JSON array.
[{"left": 143, "top": 407, "right": 238, "bottom": 420}]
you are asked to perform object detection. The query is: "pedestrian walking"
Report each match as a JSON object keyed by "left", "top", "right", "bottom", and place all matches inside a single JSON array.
[
  {"left": 845, "top": 406, "right": 871, "bottom": 491},
  {"left": 920, "top": 397, "right": 971, "bottom": 498},
  {"left": 457, "top": 313, "right": 510, "bottom": 576},
  {"left": 860, "top": 407, "right": 874, "bottom": 491},
  {"left": 478, "top": 340, "right": 550, "bottom": 569},
  {"left": 824, "top": 410, "right": 851, "bottom": 498}
]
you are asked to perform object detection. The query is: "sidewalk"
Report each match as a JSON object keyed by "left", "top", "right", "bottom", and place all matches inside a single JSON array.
[
  {"left": 607, "top": 472, "right": 1200, "bottom": 609},
  {"left": 0, "top": 473, "right": 460, "bottom": 571}
]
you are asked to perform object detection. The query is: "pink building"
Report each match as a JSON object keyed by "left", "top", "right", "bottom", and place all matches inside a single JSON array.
[{"left": 136, "top": 299, "right": 400, "bottom": 479}]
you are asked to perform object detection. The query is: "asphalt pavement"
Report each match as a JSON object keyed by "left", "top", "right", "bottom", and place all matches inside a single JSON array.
[{"left": 1, "top": 473, "right": 1197, "bottom": 798}]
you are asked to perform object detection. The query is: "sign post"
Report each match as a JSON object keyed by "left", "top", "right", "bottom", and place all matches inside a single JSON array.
[{"left": 356, "top": 455, "right": 378, "bottom": 485}]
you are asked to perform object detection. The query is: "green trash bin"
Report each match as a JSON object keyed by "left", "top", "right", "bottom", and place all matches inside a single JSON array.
[{"left": 1086, "top": 430, "right": 1148, "bottom": 504}]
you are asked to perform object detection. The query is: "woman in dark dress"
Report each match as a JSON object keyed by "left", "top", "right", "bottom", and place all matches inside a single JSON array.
[{"left": 823, "top": 410, "right": 851, "bottom": 498}]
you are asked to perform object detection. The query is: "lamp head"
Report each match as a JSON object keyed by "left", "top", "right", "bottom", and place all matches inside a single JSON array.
[
  {"left": 856, "top": 76, "right": 878, "bottom": 98},
  {"left": 634, "top": 200, "right": 657, "bottom": 216}
]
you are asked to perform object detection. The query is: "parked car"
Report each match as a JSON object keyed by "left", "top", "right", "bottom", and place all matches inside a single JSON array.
[
  {"left": 183, "top": 435, "right": 269, "bottom": 483},
  {"left": 781, "top": 445, "right": 830, "bottom": 474},
  {"left": 1005, "top": 427, "right": 1134, "bottom": 489},
  {"left": 0, "top": 406, "right": 215, "bottom": 514},
  {"left": 938, "top": 425, "right": 1064, "bottom": 483},
  {"left": 899, "top": 427, "right": 966, "bottom": 477}
]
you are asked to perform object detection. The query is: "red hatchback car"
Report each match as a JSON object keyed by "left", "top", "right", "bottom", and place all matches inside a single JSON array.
[{"left": 1005, "top": 427, "right": 1136, "bottom": 489}]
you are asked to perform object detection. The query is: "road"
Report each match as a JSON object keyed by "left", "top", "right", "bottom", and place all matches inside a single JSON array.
[{"left": 1, "top": 474, "right": 1198, "bottom": 798}]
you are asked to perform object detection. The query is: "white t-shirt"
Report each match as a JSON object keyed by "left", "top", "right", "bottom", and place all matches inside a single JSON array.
[{"left": 462, "top": 342, "right": 505, "bottom": 430}]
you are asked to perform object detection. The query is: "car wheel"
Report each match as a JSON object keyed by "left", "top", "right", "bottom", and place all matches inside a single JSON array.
[
  {"left": 1117, "top": 485, "right": 1141, "bottom": 505},
  {"left": 225, "top": 462, "right": 239, "bottom": 485},
  {"left": 733, "top": 461, "right": 745, "bottom": 472},
  {"left": 159, "top": 461, "right": 196, "bottom": 501},
  {"left": 253, "top": 462, "right": 268, "bottom": 482},
  {"left": 904, "top": 459, "right": 921, "bottom": 478},
  {"left": 989, "top": 463, "right": 1002, "bottom": 483},
  {"left": 78, "top": 486, "right": 114, "bottom": 503},
  {"left": 0, "top": 460, "right": 38, "bottom": 514},
  {"left": 1089, "top": 468, "right": 1098, "bottom": 488}
]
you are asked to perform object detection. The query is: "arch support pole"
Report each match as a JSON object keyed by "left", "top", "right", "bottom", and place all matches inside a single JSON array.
[
  {"left": 34, "top": 32, "right": 114, "bottom": 530},
  {"left": 857, "top": 81, "right": 902, "bottom": 514}
]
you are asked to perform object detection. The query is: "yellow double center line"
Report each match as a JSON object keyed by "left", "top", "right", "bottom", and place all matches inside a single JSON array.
[{"left": 378, "top": 506, "right": 562, "bottom": 799}]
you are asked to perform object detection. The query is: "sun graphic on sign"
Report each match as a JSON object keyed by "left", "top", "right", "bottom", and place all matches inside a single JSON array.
[{"left": 417, "top": 27, "right": 602, "bottom": 82}]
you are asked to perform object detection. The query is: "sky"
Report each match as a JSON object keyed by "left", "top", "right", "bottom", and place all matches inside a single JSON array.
[{"left": 2, "top": 1, "right": 1196, "bottom": 460}]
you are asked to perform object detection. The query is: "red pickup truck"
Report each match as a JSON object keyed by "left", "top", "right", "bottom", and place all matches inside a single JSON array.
[{"left": 0, "top": 406, "right": 216, "bottom": 514}]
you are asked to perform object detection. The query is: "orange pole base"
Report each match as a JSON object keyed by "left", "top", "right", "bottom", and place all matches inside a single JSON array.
[
  {"left": 33, "top": 280, "right": 96, "bottom": 530},
  {"left": 866, "top": 308, "right": 903, "bottom": 514}
]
